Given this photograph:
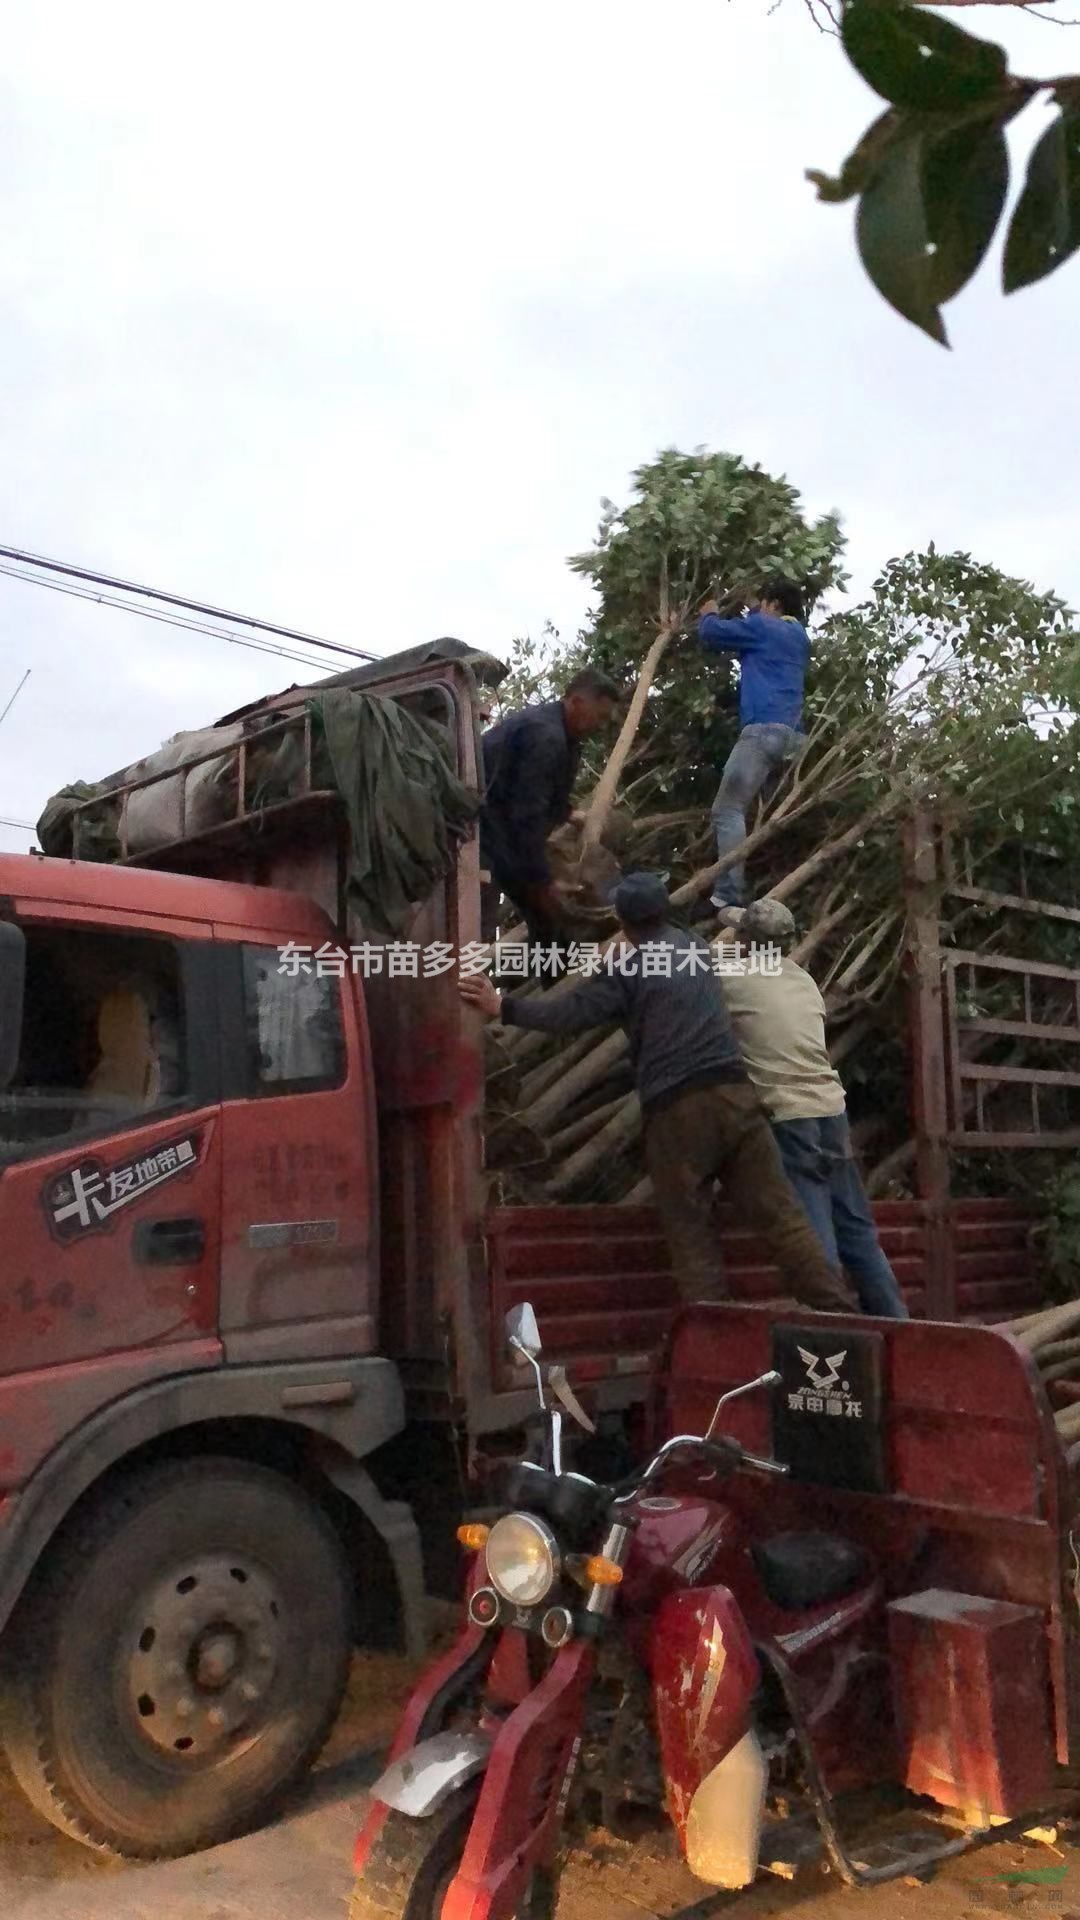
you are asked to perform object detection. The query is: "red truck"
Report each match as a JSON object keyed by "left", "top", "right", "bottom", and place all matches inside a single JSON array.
[{"left": 0, "top": 637, "right": 1041, "bottom": 1861}]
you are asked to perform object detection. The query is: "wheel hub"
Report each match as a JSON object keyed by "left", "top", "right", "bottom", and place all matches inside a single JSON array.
[
  {"left": 194, "top": 1627, "right": 242, "bottom": 1690},
  {"left": 126, "top": 1554, "right": 283, "bottom": 1760}
]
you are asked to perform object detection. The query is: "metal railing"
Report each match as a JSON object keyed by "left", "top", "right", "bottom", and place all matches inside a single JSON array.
[{"left": 68, "top": 706, "right": 324, "bottom": 863}]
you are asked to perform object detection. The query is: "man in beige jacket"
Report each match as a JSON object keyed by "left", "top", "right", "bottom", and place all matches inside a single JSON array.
[{"left": 718, "top": 898, "right": 907, "bottom": 1318}]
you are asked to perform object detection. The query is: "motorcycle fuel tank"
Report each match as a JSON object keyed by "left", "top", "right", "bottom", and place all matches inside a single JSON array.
[{"left": 620, "top": 1494, "right": 742, "bottom": 1613}]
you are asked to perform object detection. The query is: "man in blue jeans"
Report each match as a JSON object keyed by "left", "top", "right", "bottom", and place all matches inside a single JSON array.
[
  {"left": 698, "top": 579, "right": 810, "bottom": 912},
  {"left": 718, "top": 897, "right": 908, "bottom": 1318}
]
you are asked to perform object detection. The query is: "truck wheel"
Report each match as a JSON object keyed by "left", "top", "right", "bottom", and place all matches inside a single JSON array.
[
  {"left": 350, "top": 1789, "right": 554, "bottom": 1920},
  {"left": 0, "top": 1456, "right": 351, "bottom": 1858}
]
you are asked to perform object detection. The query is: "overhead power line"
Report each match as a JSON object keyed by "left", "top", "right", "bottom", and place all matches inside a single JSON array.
[
  {"left": 0, "top": 563, "right": 347, "bottom": 676},
  {"left": 0, "top": 668, "right": 31, "bottom": 731},
  {"left": 0, "top": 815, "right": 34, "bottom": 832},
  {"left": 0, "top": 542, "right": 378, "bottom": 667}
]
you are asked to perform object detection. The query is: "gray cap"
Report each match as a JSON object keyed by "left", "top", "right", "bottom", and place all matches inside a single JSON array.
[
  {"left": 730, "top": 898, "right": 796, "bottom": 946},
  {"left": 611, "top": 871, "right": 671, "bottom": 923}
]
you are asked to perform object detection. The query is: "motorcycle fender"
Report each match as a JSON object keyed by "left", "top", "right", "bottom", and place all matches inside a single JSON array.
[
  {"left": 370, "top": 1729, "right": 493, "bottom": 1817},
  {"left": 650, "top": 1585, "right": 761, "bottom": 1853},
  {"left": 354, "top": 1622, "right": 491, "bottom": 1873}
]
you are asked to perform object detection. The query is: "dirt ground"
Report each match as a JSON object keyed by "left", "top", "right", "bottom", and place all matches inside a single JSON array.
[{"left": 3, "top": 1651, "right": 1080, "bottom": 1920}]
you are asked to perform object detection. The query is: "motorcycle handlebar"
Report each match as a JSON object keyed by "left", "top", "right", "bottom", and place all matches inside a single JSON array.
[
  {"left": 607, "top": 1433, "right": 789, "bottom": 1503},
  {"left": 738, "top": 1449, "right": 790, "bottom": 1477}
]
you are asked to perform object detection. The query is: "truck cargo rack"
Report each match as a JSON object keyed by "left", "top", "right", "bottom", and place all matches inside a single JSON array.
[{"left": 68, "top": 705, "right": 341, "bottom": 874}]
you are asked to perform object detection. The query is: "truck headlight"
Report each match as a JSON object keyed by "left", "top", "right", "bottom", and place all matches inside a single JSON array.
[{"left": 485, "top": 1513, "right": 560, "bottom": 1607}]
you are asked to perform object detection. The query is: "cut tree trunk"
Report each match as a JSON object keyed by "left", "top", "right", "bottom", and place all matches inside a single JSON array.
[
  {"left": 1030, "top": 1335, "right": 1080, "bottom": 1369},
  {"left": 545, "top": 1096, "right": 643, "bottom": 1198},
  {"left": 582, "top": 623, "right": 677, "bottom": 850},
  {"left": 527, "top": 1030, "right": 629, "bottom": 1130},
  {"left": 619, "top": 1175, "right": 654, "bottom": 1205},
  {"left": 545, "top": 1093, "right": 628, "bottom": 1157},
  {"left": 519, "top": 1031, "right": 598, "bottom": 1104},
  {"left": 1015, "top": 1301, "right": 1080, "bottom": 1354}
]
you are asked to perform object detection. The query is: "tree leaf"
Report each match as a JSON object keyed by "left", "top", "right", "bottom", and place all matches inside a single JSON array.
[
  {"left": 857, "top": 135, "right": 947, "bottom": 343},
  {"left": 922, "top": 115, "right": 1009, "bottom": 303},
  {"left": 843, "top": 0, "right": 1007, "bottom": 115},
  {"left": 1004, "top": 108, "right": 1080, "bottom": 292},
  {"left": 808, "top": 107, "right": 907, "bottom": 204},
  {"left": 990, "top": 1869, "right": 1067, "bottom": 1888}
]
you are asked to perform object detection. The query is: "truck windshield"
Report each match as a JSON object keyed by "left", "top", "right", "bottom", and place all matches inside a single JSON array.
[{"left": 0, "top": 925, "right": 187, "bottom": 1165}]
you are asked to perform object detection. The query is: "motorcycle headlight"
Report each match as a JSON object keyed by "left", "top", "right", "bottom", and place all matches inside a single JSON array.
[{"left": 485, "top": 1513, "right": 560, "bottom": 1607}]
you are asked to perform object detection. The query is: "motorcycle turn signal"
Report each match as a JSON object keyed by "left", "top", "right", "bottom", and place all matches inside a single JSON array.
[
  {"left": 584, "top": 1555, "right": 623, "bottom": 1587},
  {"left": 457, "top": 1523, "right": 491, "bottom": 1551},
  {"left": 565, "top": 1552, "right": 624, "bottom": 1590}
]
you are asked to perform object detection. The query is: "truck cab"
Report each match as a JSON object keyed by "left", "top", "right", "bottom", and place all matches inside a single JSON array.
[
  {"left": 0, "top": 637, "right": 671, "bottom": 1857},
  {"left": 0, "top": 640, "right": 497, "bottom": 1858}
]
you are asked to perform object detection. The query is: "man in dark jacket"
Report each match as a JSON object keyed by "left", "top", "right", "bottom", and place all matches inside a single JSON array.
[
  {"left": 480, "top": 667, "right": 619, "bottom": 950},
  {"left": 698, "top": 577, "right": 810, "bottom": 914},
  {"left": 460, "top": 871, "right": 854, "bottom": 1312}
]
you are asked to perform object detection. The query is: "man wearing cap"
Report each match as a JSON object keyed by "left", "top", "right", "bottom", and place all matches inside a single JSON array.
[
  {"left": 719, "top": 898, "right": 908, "bottom": 1318},
  {"left": 460, "top": 872, "right": 855, "bottom": 1313}
]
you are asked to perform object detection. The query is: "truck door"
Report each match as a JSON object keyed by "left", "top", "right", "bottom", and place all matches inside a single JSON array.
[
  {"left": 215, "top": 935, "right": 376, "bottom": 1364},
  {"left": 0, "top": 914, "right": 222, "bottom": 1419}
]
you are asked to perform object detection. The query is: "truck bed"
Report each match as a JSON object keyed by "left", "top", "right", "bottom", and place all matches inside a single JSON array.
[{"left": 483, "top": 1196, "right": 1041, "bottom": 1405}]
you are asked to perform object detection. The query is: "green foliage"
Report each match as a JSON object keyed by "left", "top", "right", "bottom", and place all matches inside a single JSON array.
[
  {"left": 991, "top": 1870, "right": 1067, "bottom": 1889},
  {"left": 1004, "top": 108, "right": 1080, "bottom": 292},
  {"left": 1031, "top": 1162, "right": 1080, "bottom": 1302},
  {"left": 843, "top": 1, "right": 1007, "bottom": 116},
  {"left": 821, "top": 547, "right": 1080, "bottom": 759},
  {"left": 492, "top": 624, "right": 570, "bottom": 715},
  {"left": 567, "top": 449, "right": 846, "bottom": 806},
  {"left": 809, "top": 1, "right": 1080, "bottom": 344},
  {"left": 570, "top": 449, "right": 846, "bottom": 641},
  {"left": 503, "top": 459, "right": 1080, "bottom": 893},
  {"left": 499, "top": 448, "right": 1080, "bottom": 1210},
  {"left": 537, "top": 457, "right": 1080, "bottom": 876},
  {"left": 922, "top": 116, "right": 1009, "bottom": 305}
]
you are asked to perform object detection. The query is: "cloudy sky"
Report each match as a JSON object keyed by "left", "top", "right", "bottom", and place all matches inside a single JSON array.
[{"left": 1, "top": 1, "right": 1076, "bottom": 854}]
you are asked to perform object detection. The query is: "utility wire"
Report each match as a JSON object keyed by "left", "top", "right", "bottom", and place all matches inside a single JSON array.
[
  {"left": 0, "top": 668, "right": 31, "bottom": 731},
  {"left": 0, "top": 543, "right": 378, "bottom": 663},
  {"left": 0, "top": 815, "right": 34, "bottom": 831},
  {"left": 0, "top": 563, "right": 349, "bottom": 677}
]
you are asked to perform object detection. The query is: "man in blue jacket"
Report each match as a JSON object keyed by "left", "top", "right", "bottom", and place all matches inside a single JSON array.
[{"left": 698, "top": 578, "right": 810, "bottom": 913}]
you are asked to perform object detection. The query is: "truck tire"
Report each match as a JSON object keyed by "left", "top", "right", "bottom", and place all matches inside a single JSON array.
[
  {"left": 350, "top": 1789, "right": 553, "bottom": 1920},
  {"left": 0, "top": 1455, "right": 351, "bottom": 1858}
]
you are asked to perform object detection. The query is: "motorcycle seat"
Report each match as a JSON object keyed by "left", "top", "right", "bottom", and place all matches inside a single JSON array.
[{"left": 751, "top": 1531, "right": 867, "bottom": 1612}]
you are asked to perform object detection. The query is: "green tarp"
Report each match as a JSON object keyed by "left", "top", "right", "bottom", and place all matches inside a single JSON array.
[
  {"left": 307, "top": 690, "right": 481, "bottom": 934},
  {"left": 36, "top": 781, "right": 120, "bottom": 862}
]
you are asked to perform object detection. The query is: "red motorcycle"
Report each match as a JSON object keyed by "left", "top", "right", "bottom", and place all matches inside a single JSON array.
[{"left": 352, "top": 1301, "right": 1075, "bottom": 1918}]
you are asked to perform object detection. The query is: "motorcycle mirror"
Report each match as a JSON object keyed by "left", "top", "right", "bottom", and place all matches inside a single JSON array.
[
  {"left": 506, "top": 1303, "right": 542, "bottom": 1362},
  {"left": 506, "top": 1303, "right": 547, "bottom": 1417},
  {"left": 704, "top": 1369, "right": 781, "bottom": 1442}
]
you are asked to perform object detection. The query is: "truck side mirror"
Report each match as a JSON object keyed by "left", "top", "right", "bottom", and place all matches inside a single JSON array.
[
  {"left": 506, "top": 1303, "right": 542, "bottom": 1362},
  {"left": 0, "top": 922, "right": 26, "bottom": 1092}
]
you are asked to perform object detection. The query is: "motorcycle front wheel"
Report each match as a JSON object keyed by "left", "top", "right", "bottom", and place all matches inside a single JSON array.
[{"left": 350, "top": 1784, "right": 557, "bottom": 1919}]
